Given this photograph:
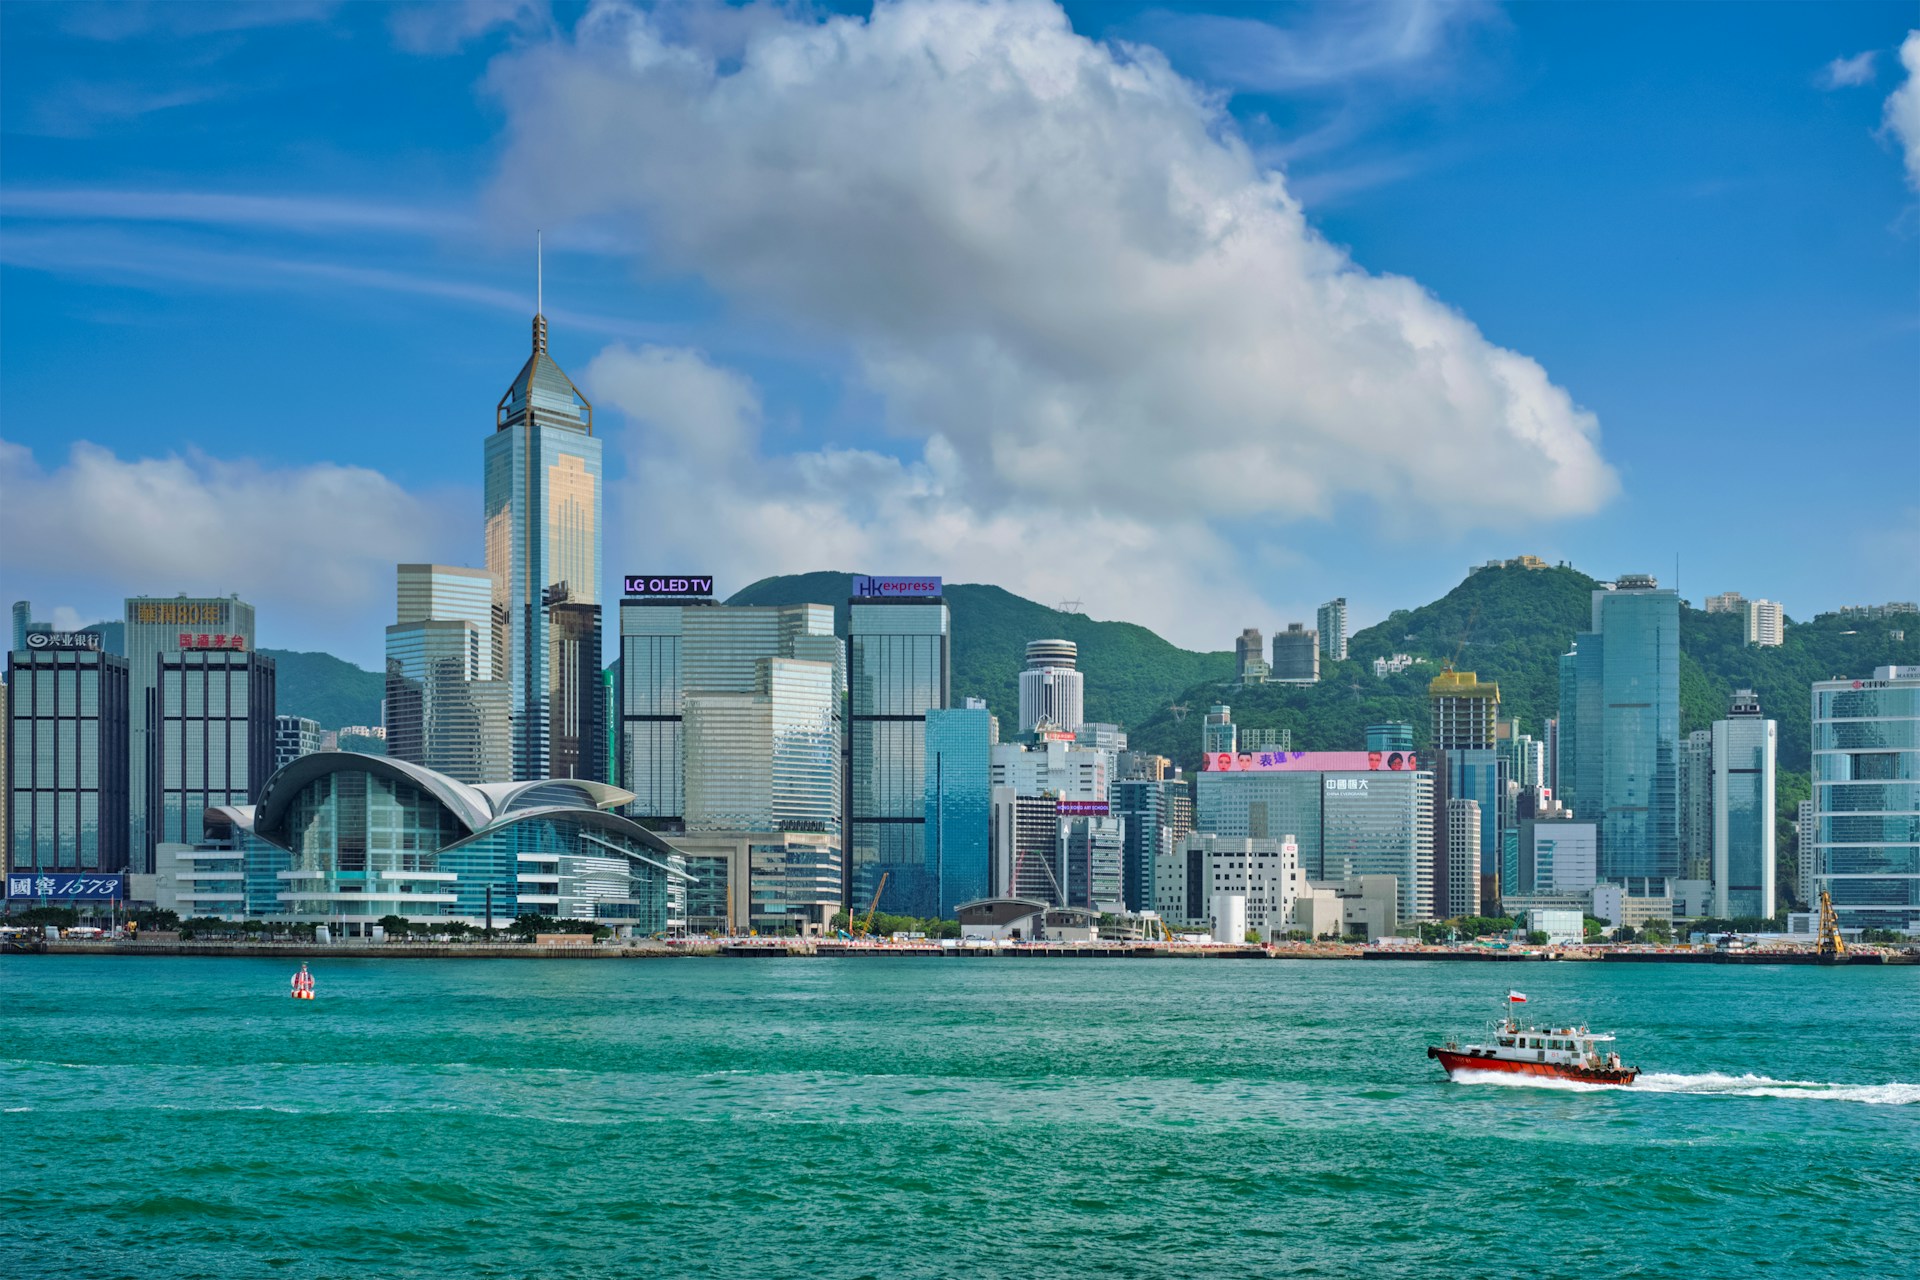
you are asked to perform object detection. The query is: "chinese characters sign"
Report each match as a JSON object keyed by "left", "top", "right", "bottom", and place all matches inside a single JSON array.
[
  {"left": 24, "top": 632, "right": 101, "bottom": 651},
  {"left": 133, "top": 602, "right": 230, "bottom": 627},
  {"left": 1205, "top": 750, "right": 1421, "bottom": 772},
  {"left": 6, "top": 874, "right": 126, "bottom": 900},
  {"left": 178, "top": 634, "right": 247, "bottom": 650}
]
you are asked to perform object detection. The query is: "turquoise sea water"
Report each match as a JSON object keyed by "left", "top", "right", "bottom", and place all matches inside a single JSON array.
[{"left": 3, "top": 956, "right": 1915, "bottom": 1279}]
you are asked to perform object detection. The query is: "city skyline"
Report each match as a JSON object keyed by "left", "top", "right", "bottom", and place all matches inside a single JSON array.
[{"left": 2, "top": 2, "right": 1916, "bottom": 666}]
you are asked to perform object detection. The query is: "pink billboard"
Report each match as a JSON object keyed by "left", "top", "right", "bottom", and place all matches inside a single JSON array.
[{"left": 1203, "top": 750, "right": 1421, "bottom": 773}]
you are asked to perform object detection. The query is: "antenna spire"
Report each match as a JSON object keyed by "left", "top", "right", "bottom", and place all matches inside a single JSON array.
[{"left": 532, "top": 229, "right": 548, "bottom": 354}]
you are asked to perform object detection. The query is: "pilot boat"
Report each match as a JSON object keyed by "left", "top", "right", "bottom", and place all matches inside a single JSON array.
[{"left": 1428, "top": 991, "right": 1639, "bottom": 1085}]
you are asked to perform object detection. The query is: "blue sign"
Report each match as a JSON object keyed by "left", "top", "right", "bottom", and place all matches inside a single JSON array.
[
  {"left": 851, "top": 575, "right": 943, "bottom": 599},
  {"left": 6, "top": 873, "right": 126, "bottom": 900}
]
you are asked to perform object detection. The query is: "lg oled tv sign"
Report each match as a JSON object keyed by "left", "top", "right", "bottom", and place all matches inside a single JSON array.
[
  {"left": 623, "top": 575, "right": 715, "bottom": 598},
  {"left": 852, "top": 575, "right": 942, "bottom": 598}
]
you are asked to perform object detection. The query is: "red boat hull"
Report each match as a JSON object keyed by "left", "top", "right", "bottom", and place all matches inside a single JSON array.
[{"left": 1428, "top": 1046, "right": 1638, "bottom": 1086}]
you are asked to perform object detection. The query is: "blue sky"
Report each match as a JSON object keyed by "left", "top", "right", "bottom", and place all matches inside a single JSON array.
[{"left": 1, "top": 0, "right": 1915, "bottom": 667}]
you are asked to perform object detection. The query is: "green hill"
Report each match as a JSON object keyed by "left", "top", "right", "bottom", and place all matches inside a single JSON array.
[
  {"left": 725, "top": 573, "right": 1233, "bottom": 730},
  {"left": 260, "top": 648, "right": 384, "bottom": 730}
]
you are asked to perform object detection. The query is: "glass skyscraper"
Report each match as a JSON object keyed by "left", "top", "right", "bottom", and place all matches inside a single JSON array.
[
  {"left": 124, "top": 595, "right": 255, "bottom": 871},
  {"left": 1810, "top": 666, "right": 1919, "bottom": 933},
  {"left": 385, "top": 565, "right": 511, "bottom": 784},
  {"left": 1711, "top": 689, "right": 1775, "bottom": 919},
  {"left": 925, "top": 705, "right": 992, "bottom": 916},
  {"left": 619, "top": 599, "right": 840, "bottom": 826},
  {"left": 148, "top": 649, "right": 276, "bottom": 861},
  {"left": 483, "top": 311, "right": 602, "bottom": 782},
  {"left": 1559, "top": 578, "right": 1680, "bottom": 883},
  {"left": 1112, "top": 776, "right": 1192, "bottom": 912},
  {"left": 847, "top": 592, "right": 949, "bottom": 916},
  {"left": 6, "top": 641, "right": 131, "bottom": 883}
]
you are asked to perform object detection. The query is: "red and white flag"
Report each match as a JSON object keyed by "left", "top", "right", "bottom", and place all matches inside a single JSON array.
[{"left": 1507, "top": 990, "right": 1528, "bottom": 1003}]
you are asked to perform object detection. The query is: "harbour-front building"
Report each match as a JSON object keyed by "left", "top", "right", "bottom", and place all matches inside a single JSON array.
[
  {"left": 165, "top": 752, "right": 689, "bottom": 935},
  {"left": 1810, "top": 666, "right": 1919, "bottom": 934}
]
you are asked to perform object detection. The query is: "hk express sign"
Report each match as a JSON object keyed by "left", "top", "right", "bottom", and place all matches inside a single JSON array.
[{"left": 851, "top": 575, "right": 942, "bottom": 598}]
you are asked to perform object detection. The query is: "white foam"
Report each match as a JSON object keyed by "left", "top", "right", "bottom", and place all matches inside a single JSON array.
[{"left": 1448, "top": 1068, "right": 1919, "bottom": 1105}]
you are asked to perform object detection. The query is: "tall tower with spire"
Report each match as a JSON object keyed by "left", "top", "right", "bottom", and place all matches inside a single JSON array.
[{"left": 483, "top": 239, "right": 603, "bottom": 780}]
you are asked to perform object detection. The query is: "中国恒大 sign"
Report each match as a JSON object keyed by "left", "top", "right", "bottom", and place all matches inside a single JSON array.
[
  {"left": 623, "top": 575, "right": 715, "bottom": 597},
  {"left": 6, "top": 873, "right": 126, "bottom": 900},
  {"left": 851, "top": 575, "right": 942, "bottom": 599}
]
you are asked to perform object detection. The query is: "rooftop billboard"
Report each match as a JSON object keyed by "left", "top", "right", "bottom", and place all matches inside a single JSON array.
[
  {"left": 623, "top": 575, "right": 715, "bottom": 598},
  {"left": 851, "top": 575, "right": 942, "bottom": 599},
  {"left": 1204, "top": 750, "right": 1422, "bottom": 773}
]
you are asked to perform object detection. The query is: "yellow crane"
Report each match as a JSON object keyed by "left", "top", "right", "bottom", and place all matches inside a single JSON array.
[
  {"left": 853, "top": 872, "right": 889, "bottom": 938},
  {"left": 1817, "top": 889, "right": 1847, "bottom": 960}
]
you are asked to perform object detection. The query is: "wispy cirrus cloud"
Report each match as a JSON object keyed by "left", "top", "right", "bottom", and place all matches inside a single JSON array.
[
  {"left": 0, "top": 188, "right": 470, "bottom": 235},
  {"left": 1885, "top": 32, "right": 1920, "bottom": 190},
  {"left": 1818, "top": 49, "right": 1878, "bottom": 89},
  {"left": 56, "top": 0, "right": 338, "bottom": 42},
  {"left": 389, "top": 0, "right": 553, "bottom": 56}
]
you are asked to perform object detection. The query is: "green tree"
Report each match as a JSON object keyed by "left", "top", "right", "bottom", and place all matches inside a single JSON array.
[{"left": 1526, "top": 930, "right": 1550, "bottom": 945}]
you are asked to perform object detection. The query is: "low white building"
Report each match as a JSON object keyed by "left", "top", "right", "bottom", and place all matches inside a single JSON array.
[{"left": 1155, "top": 833, "right": 1303, "bottom": 936}]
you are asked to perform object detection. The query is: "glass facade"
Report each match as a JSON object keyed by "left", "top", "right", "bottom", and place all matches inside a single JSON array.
[
  {"left": 1113, "top": 777, "right": 1192, "bottom": 912},
  {"left": 1195, "top": 770, "right": 1325, "bottom": 877},
  {"left": 1560, "top": 586, "right": 1680, "bottom": 882},
  {"left": 1811, "top": 673, "right": 1920, "bottom": 932},
  {"left": 6, "top": 648, "right": 130, "bottom": 878},
  {"left": 848, "top": 598, "right": 949, "bottom": 917},
  {"left": 925, "top": 706, "right": 992, "bottom": 916},
  {"left": 484, "top": 317, "right": 602, "bottom": 782},
  {"left": 1712, "top": 699, "right": 1775, "bottom": 919},
  {"left": 222, "top": 755, "right": 690, "bottom": 933},
  {"left": 545, "top": 592, "right": 604, "bottom": 782},
  {"left": 1320, "top": 771, "right": 1434, "bottom": 922},
  {"left": 385, "top": 621, "right": 512, "bottom": 784},
  {"left": 124, "top": 596, "right": 254, "bottom": 871},
  {"left": 149, "top": 650, "right": 275, "bottom": 862}
]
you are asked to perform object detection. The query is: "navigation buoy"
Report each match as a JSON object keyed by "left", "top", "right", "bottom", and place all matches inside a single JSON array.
[{"left": 290, "top": 963, "right": 315, "bottom": 1000}]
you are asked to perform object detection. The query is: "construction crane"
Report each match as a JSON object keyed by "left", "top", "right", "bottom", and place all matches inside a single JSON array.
[
  {"left": 853, "top": 872, "right": 889, "bottom": 939},
  {"left": 1817, "top": 889, "right": 1847, "bottom": 960}
]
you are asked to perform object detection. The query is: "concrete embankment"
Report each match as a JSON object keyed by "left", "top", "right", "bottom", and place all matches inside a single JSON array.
[{"left": 12, "top": 940, "right": 719, "bottom": 959}]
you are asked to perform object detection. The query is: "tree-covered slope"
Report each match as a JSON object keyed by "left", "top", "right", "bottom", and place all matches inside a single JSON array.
[
  {"left": 725, "top": 573, "right": 1233, "bottom": 730},
  {"left": 260, "top": 648, "right": 384, "bottom": 730}
]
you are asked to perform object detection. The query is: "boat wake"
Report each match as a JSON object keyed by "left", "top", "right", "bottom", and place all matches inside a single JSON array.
[{"left": 1449, "top": 1068, "right": 1919, "bottom": 1105}]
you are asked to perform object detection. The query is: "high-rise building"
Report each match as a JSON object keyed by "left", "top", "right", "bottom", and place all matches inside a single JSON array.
[
  {"left": 847, "top": 581, "right": 949, "bottom": 916},
  {"left": 6, "top": 637, "right": 131, "bottom": 895},
  {"left": 1543, "top": 717, "right": 1560, "bottom": 798},
  {"left": 1442, "top": 799, "right": 1481, "bottom": 917},
  {"left": 1195, "top": 754, "right": 1436, "bottom": 919},
  {"left": 1317, "top": 598, "right": 1348, "bottom": 661},
  {"left": 618, "top": 595, "right": 839, "bottom": 828},
  {"left": 1113, "top": 777, "right": 1192, "bottom": 913},
  {"left": 0, "top": 677, "right": 7, "bottom": 883},
  {"left": 1017, "top": 639, "right": 1083, "bottom": 734},
  {"left": 1712, "top": 688, "right": 1776, "bottom": 919},
  {"left": 1202, "top": 704, "right": 1236, "bottom": 756},
  {"left": 483, "top": 302, "right": 602, "bottom": 781},
  {"left": 545, "top": 584, "right": 604, "bottom": 781},
  {"left": 1678, "top": 729, "right": 1714, "bottom": 881},
  {"left": 683, "top": 658, "right": 839, "bottom": 834},
  {"left": 992, "top": 788, "right": 1064, "bottom": 905},
  {"left": 1560, "top": 577, "right": 1681, "bottom": 883},
  {"left": 926, "top": 705, "right": 993, "bottom": 917},
  {"left": 1431, "top": 671, "right": 1501, "bottom": 906},
  {"left": 274, "top": 715, "right": 321, "bottom": 771},
  {"left": 1795, "top": 798, "right": 1818, "bottom": 908},
  {"left": 385, "top": 565, "right": 511, "bottom": 785},
  {"left": 1367, "top": 723, "right": 1415, "bottom": 754},
  {"left": 124, "top": 595, "right": 255, "bottom": 872},
  {"left": 1703, "top": 592, "right": 1747, "bottom": 615},
  {"left": 148, "top": 649, "right": 276, "bottom": 860},
  {"left": 1517, "top": 817, "right": 1598, "bottom": 895},
  {"left": 1270, "top": 624, "right": 1319, "bottom": 684},
  {"left": 1235, "top": 628, "right": 1267, "bottom": 684},
  {"left": 991, "top": 739, "right": 1107, "bottom": 800},
  {"left": 1063, "top": 815, "right": 1126, "bottom": 912},
  {"left": 9, "top": 602, "right": 31, "bottom": 652},
  {"left": 1745, "top": 599, "right": 1784, "bottom": 648}
]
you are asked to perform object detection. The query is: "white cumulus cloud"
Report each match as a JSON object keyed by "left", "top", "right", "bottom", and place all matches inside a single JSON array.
[
  {"left": 482, "top": 1, "right": 1615, "bottom": 639},
  {"left": 583, "top": 344, "right": 1265, "bottom": 648},
  {"left": 0, "top": 440, "right": 467, "bottom": 661},
  {"left": 1885, "top": 32, "right": 1920, "bottom": 190}
]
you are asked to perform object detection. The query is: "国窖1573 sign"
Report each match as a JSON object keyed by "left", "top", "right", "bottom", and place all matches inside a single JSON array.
[
  {"left": 623, "top": 575, "right": 715, "bottom": 597},
  {"left": 6, "top": 873, "right": 126, "bottom": 900},
  {"left": 851, "top": 575, "right": 942, "bottom": 598}
]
